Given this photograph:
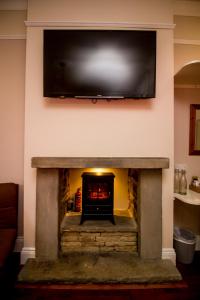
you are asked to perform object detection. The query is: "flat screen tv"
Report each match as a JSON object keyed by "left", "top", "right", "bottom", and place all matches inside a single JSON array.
[{"left": 43, "top": 30, "right": 156, "bottom": 99}]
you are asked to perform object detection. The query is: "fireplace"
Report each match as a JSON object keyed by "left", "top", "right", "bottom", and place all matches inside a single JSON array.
[
  {"left": 18, "top": 157, "right": 183, "bottom": 284},
  {"left": 81, "top": 172, "right": 115, "bottom": 224},
  {"left": 32, "top": 157, "right": 169, "bottom": 261}
]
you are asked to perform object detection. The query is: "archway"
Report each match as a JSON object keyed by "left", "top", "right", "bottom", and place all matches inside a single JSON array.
[{"left": 175, "top": 60, "right": 200, "bottom": 86}]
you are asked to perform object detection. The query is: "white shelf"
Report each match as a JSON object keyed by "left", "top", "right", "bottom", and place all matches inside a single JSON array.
[{"left": 174, "top": 189, "right": 200, "bottom": 205}]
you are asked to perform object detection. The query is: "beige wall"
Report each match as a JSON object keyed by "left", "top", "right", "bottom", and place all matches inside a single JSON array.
[
  {"left": 173, "top": 7, "right": 200, "bottom": 241},
  {"left": 28, "top": 0, "right": 173, "bottom": 23},
  {"left": 174, "top": 0, "right": 200, "bottom": 18},
  {"left": 174, "top": 11, "right": 200, "bottom": 178},
  {"left": 0, "top": 39, "right": 26, "bottom": 235},
  {"left": 0, "top": 10, "right": 26, "bottom": 36},
  {"left": 0, "top": 0, "right": 27, "bottom": 11},
  {"left": 23, "top": 0, "right": 174, "bottom": 254},
  {"left": 174, "top": 15, "right": 200, "bottom": 41},
  {"left": 0, "top": 9, "right": 26, "bottom": 237},
  {"left": 174, "top": 88, "right": 200, "bottom": 181},
  {"left": 174, "top": 88, "right": 200, "bottom": 236},
  {"left": 174, "top": 44, "right": 200, "bottom": 74},
  {"left": 174, "top": 198, "right": 200, "bottom": 237},
  {"left": 174, "top": 15, "right": 200, "bottom": 74}
]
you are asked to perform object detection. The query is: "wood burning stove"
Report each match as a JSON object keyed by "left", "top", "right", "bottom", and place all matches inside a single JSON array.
[{"left": 80, "top": 172, "right": 115, "bottom": 224}]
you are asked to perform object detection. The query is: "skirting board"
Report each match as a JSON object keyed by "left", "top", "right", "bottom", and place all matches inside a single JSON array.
[
  {"left": 195, "top": 235, "right": 200, "bottom": 251},
  {"left": 21, "top": 247, "right": 36, "bottom": 265},
  {"left": 162, "top": 248, "right": 176, "bottom": 264},
  {"left": 18, "top": 235, "right": 200, "bottom": 264},
  {"left": 14, "top": 236, "right": 24, "bottom": 253},
  {"left": 20, "top": 247, "right": 176, "bottom": 265}
]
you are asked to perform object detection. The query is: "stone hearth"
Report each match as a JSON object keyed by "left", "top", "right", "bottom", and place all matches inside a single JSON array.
[{"left": 18, "top": 253, "right": 181, "bottom": 284}]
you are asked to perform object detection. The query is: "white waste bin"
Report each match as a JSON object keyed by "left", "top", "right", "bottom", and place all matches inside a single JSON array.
[{"left": 173, "top": 227, "right": 196, "bottom": 264}]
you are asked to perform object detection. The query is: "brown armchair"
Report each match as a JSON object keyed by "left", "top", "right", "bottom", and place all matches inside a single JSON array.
[{"left": 0, "top": 183, "right": 18, "bottom": 275}]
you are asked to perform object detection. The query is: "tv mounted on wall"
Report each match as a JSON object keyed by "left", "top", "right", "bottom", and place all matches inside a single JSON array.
[{"left": 43, "top": 30, "right": 156, "bottom": 99}]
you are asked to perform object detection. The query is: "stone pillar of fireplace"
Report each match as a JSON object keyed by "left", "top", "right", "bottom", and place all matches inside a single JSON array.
[
  {"left": 32, "top": 157, "right": 169, "bottom": 261},
  {"left": 36, "top": 168, "right": 59, "bottom": 260},
  {"left": 138, "top": 169, "right": 162, "bottom": 259}
]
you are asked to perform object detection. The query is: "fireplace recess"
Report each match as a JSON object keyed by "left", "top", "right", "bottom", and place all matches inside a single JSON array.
[{"left": 81, "top": 172, "right": 115, "bottom": 224}]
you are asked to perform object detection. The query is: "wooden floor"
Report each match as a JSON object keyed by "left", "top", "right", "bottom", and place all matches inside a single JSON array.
[
  {"left": 14, "top": 282, "right": 188, "bottom": 300},
  {"left": 2, "top": 252, "right": 200, "bottom": 300}
]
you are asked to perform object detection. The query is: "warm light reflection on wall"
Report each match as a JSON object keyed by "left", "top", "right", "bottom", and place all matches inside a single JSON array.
[{"left": 89, "top": 168, "right": 108, "bottom": 175}]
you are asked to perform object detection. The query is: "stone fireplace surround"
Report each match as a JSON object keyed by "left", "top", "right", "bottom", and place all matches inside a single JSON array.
[{"left": 32, "top": 157, "right": 169, "bottom": 261}]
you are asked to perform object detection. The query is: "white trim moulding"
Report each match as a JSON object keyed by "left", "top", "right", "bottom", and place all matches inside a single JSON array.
[
  {"left": 24, "top": 21, "right": 175, "bottom": 30},
  {"left": 174, "top": 38, "right": 200, "bottom": 46},
  {"left": 20, "top": 246, "right": 176, "bottom": 265},
  {"left": 195, "top": 235, "right": 200, "bottom": 251},
  {"left": 0, "top": 34, "right": 26, "bottom": 40},
  {"left": 162, "top": 236, "right": 200, "bottom": 262},
  {"left": 14, "top": 235, "right": 24, "bottom": 252},
  {"left": 21, "top": 247, "right": 36, "bottom": 265},
  {"left": 162, "top": 248, "right": 176, "bottom": 264}
]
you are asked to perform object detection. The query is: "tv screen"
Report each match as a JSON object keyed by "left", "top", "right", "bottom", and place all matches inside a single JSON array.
[{"left": 43, "top": 30, "right": 156, "bottom": 99}]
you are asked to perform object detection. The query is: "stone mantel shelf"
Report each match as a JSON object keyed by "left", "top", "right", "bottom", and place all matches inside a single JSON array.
[{"left": 31, "top": 157, "right": 169, "bottom": 169}]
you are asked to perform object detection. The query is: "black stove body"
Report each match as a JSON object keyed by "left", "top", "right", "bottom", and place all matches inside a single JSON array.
[{"left": 80, "top": 172, "right": 115, "bottom": 224}]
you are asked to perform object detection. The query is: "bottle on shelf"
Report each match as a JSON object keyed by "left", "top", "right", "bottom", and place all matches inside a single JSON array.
[
  {"left": 179, "top": 169, "right": 187, "bottom": 195},
  {"left": 174, "top": 168, "right": 180, "bottom": 193}
]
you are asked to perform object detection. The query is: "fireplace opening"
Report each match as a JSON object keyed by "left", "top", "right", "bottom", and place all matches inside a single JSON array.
[
  {"left": 80, "top": 172, "right": 115, "bottom": 224},
  {"left": 60, "top": 168, "right": 138, "bottom": 221},
  {"left": 59, "top": 168, "right": 138, "bottom": 255}
]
